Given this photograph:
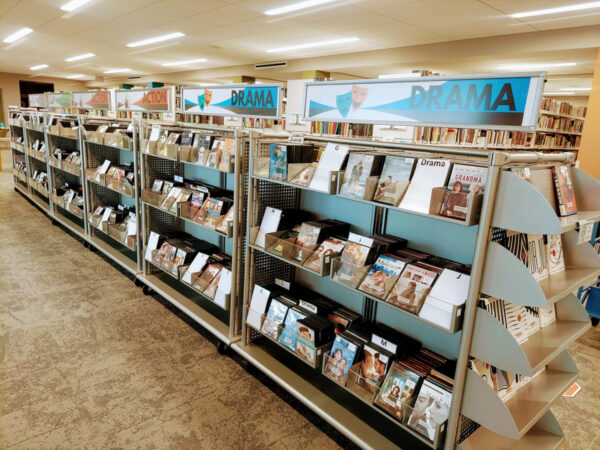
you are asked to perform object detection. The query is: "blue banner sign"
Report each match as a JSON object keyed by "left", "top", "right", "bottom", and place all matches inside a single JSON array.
[
  {"left": 303, "top": 73, "right": 545, "bottom": 130},
  {"left": 181, "top": 84, "right": 282, "bottom": 119}
]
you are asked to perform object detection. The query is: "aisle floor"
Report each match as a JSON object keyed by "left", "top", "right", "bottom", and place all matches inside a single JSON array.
[{"left": 0, "top": 170, "right": 599, "bottom": 449}]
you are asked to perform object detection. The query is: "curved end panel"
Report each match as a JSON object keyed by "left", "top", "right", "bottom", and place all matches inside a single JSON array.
[
  {"left": 482, "top": 242, "right": 548, "bottom": 308},
  {"left": 471, "top": 309, "right": 533, "bottom": 376},
  {"left": 563, "top": 229, "right": 600, "bottom": 269},
  {"left": 462, "top": 369, "right": 520, "bottom": 439},
  {"left": 572, "top": 167, "right": 600, "bottom": 210},
  {"left": 491, "top": 171, "right": 561, "bottom": 234}
]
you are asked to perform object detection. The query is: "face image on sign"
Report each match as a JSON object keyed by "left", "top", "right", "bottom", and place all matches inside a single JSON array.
[{"left": 351, "top": 85, "right": 368, "bottom": 110}]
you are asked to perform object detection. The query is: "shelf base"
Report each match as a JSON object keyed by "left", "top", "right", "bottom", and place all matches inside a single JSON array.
[{"left": 89, "top": 234, "right": 138, "bottom": 275}]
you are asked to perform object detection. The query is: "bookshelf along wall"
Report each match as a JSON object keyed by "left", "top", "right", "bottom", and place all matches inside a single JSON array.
[{"left": 9, "top": 104, "right": 599, "bottom": 450}]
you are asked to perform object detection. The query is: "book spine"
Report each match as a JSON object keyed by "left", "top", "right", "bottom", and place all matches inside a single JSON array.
[{"left": 551, "top": 167, "right": 566, "bottom": 216}]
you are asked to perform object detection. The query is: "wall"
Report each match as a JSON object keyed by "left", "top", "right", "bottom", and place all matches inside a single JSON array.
[
  {"left": 0, "top": 71, "right": 86, "bottom": 114},
  {"left": 578, "top": 49, "right": 600, "bottom": 178}
]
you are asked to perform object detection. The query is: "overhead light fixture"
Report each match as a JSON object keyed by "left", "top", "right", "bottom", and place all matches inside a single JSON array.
[
  {"left": 497, "top": 62, "right": 576, "bottom": 70},
  {"left": 378, "top": 73, "right": 421, "bottom": 79},
  {"left": 545, "top": 92, "right": 575, "bottom": 95},
  {"left": 161, "top": 58, "right": 207, "bottom": 67},
  {"left": 510, "top": 1, "right": 600, "bottom": 18},
  {"left": 265, "top": 0, "right": 337, "bottom": 15},
  {"left": 560, "top": 87, "right": 591, "bottom": 91},
  {"left": 66, "top": 74, "right": 85, "bottom": 78},
  {"left": 267, "top": 36, "right": 359, "bottom": 53},
  {"left": 103, "top": 68, "right": 131, "bottom": 74},
  {"left": 127, "top": 32, "right": 184, "bottom": 48},
  {"left": 197, "top": 83, "right": 219, "bottom": 86},
  {"left": 60, "top": 0, "right": 93, "bottom": 12},
  {"left": 65, "top": 52, "right": 95, "bottom": 62},
  {"left": 30, "top": 64, "right": 49, "bottom": 70},
  {"left": 3, "top": 27, "right": 33, "bottom": 43}
]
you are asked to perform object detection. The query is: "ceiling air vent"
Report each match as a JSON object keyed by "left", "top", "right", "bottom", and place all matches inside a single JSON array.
[
  {"left": 127, "top": 76, "right": 141, "bottom": 79},
  {"left": 255, "top": 61, "right": 287, "bottom": 70}
]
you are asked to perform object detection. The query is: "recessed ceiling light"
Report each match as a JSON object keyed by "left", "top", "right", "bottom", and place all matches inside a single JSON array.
[
  {"left": 161, "top": 58, "right": 207, "bottom": 67},
  {"left": 510, "top": 1, "right": 600, "bottom": 18},
  {"left": 560, "top": 87, "right": 591, "bottom": 91},
  {"left": 66, "top": 74, "right": 85, "bottom": 78},
  {"left": 65, "top": 52, "right": 95, "bottom": 62},
  {"left": 3, "top": 27, "right": 33, "bottom": 43},
  {"left": 103, "top": 68, "right": 131, "bottom": 74},
  {"left": 497, "top": 62, "right": 576, "bottom": 70},
  {"left": 266, "top": 36, "right": 359, "bottom": 53},
  {"left": 127, "top": 32, "right": 184, "bottom": 48},
  {"left": 60, "top": 0, "right": 93, "bottom": 12},
  {"left": 378, "top": 73, "right": 421, "bottom": 79},
  {"left": 545, "top": 92, "right": 575, "bottom": 95},
  {"left": 30, "top": 64, "right": 49, "bottom": 70},
  {"left": 264, "top": 0, "right": 337, "bottom": 16}
]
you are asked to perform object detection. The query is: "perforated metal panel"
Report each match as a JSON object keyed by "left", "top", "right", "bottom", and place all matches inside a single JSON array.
[
  {"left": 457, "top": 415, "right": 479, "bottom": 443},
  {"left": 85, "top": 142, "right": 122, "bottom": 169}
]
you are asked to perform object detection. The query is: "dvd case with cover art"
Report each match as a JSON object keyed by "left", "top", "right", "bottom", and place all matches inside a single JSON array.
[
  {"left": 386, "top": 264, "right": 438, "bottom": 314},
  {"left": 407, "top": 379, "right": 452, "bottom": 441},
  {"left": 303, "top": 238, "right": 346, "bottom": 272},
  {"left": 332, "top": 240, "right": 372, "bottom": 288},
  {"left": 374, "top": 156, "right": 415, "bottom": 206},
  {"left": 339, "top": 153, "right": 379, "bottom": 200},
  {"left": 374, "top": 361, "right": 422, "bottom": 421},
  {"left": 278, "top": 307, "right": 308, "bottom": 351},
  {"left": 359, "top": 254, "right": 407, "bottom": 299},
  {"left": 269, "top": 144, "right": 287, "bottom": 181},
  {"left": 358, "top": 343, "right": 391, "bottom": 393},
  {"left": 440, "top": 164, "right": 487, "bottom": 220},
  {"left": 261, "top": 297, "right": 289, "bottom": 339},
  {"left": 217, "top": 138, "right": 236, "bottom": 172},
  {"left": 323, "top": 334, "right": 359, "bottom": 386},
  {"left": 552, "top": 165, "right": 577, "bottom": 216}
]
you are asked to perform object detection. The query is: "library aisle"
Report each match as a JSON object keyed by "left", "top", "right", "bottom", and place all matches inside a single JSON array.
[
  {"left": 0, "top": 165, "right": 599, "bottom": 449},
  {"left": 0, "top": 171, "right": 342, "bottom": 449}
]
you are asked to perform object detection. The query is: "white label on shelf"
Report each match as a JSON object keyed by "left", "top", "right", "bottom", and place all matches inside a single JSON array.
[
  {"left": 275, "top": 278, "right": 290, "bottom": 290},
  {"left": 66, "top": 191, "right": 75, "bottom": 205},
  {"left": 299, "top": 300, "right": 318, "bottom": 314},
  {"left": 578, "top": 219, "right": 594, "bottom": 244},
  {"left": 181, "top": 252, "right": 210, "bottom": 284},
  {"left": 126, "top": 220, "right": 137, "bottom": 237},
  {"left": 217, "top": 268, "right": 232, "bottom": 295},
  {"left": 145, "top": 232, "right": 160, "bottom": 261},
  {"left": 98, "top": 159, "right": 111, "bottom": 174},
  {"left": 348, "top": 232, "right": 374, "bottom": 247},
  {"left": 149, "top": 125, "right": 161, "bottom": 141},
  {"left": 247, "top": 285, "right": 271, "bottom": 329},
  {"left": 371, "top": 334, "right": 398, "bottom": 354},
  {"left": 288, "top": 135, "right": 304, "bottom": 143},
  {"left": 174, "top": 175, "right": 184, "bottom": 183},
  {"left": 101, "top": 208, "right": 112, "bottom": 222}
]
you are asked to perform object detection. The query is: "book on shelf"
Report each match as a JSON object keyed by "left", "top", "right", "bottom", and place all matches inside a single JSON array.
[
  {"left": 399, "top": 159, "right": 451, "bottom": 214},
  {"left": 527, "top": 234, "right": 549, "bottom": 282},
  {"left": 552, "top": 165, "right": 578, "bottom": 216},
  {"left": 546, "top": 234, "right": 565, "bottom": 275}
]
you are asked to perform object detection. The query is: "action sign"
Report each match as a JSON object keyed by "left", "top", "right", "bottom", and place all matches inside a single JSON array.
[
  {"left": 72, "top": 91, "right": 111, "bottom": 110},
  {"left": 181, "top": 84, "right": 282, "bottom": 118},
  {"left": 47, "top": 92, "right": 72, "bottom": 109},
  {"left": 115, "top": 87, "right": 172, "bottom": 113},
  {"left": 303, "top": 73, "right": 545, "bottom": 130}
]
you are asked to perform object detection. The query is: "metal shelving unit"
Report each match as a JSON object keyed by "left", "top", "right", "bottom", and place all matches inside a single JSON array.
[
  {"left": 137, "top": 121, "right": 249, "bottom": 346},
  {"left": 233, "top": 131, "right": 598, "bottom": 450},
  {"left": 81, "top": 116, "right": 141, "bottom": 274}
]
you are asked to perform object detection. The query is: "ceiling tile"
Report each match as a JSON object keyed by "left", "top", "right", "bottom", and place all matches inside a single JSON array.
[
  {"left": 381, "top": 0, "right": 483, "bottom": 20},
  {"left": 147, "top": 0, "right": 224, "bottom": 18},
  {"left": 311, "top": 11, "right": 395, "bottom": 34},
  {"left": 188, "top": 4, "right": 263, "bottom": 25},
  {"left": 357, "top": 21, "right": 451, "bottom": 47}
]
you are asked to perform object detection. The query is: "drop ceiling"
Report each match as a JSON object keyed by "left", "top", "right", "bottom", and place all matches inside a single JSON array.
[{"left": 0, "top": 0, "right": 598, "bottom": 93}]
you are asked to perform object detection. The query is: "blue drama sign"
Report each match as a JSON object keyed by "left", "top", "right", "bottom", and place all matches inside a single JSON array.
[
  {"left": 303, "top": 73, "right": 545, "bottom": 130},
  {"left": 181, "top": 84, "right": 282, "bottom": 119}
]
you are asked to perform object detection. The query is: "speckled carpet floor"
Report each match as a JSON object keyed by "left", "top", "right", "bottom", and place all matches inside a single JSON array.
[{"left": 0, "top": 170, "right": 598, "bottom": 449}]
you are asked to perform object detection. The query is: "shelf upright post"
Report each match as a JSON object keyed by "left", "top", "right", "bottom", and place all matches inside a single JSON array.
[
  {"left": 139, "top": 121, "right": 149, "bottom": 277},
  {"left": 79, "top": 113, "right": 90, "bottom": 236},
  {"left": 132, "top": 118, "right": 142, "bottom": 272},
  {"left": 443, "top": 150, "right": 504, "bottom": 449},
  {"left": 44, "top": 115, "right": 55, "bottom": 216}
]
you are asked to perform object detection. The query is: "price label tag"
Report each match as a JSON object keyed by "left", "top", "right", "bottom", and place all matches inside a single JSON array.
[
  {"left": 299, "top": 300, "right": 318, "bottom": 314},
  {"left": 288, "top": 135, "right": 304, "bottom": 143},
  {"left": 275, "top": 278, "right": 290, "bottom": 290},
  {"left": 101, "top": 207, "right": 112, "bottom": 222},
  {"left": 174, "top": 175, "right": 184, "bottom": 183},
  {"left": 371, "top": 334, "right": 398, "bottom": 354}
]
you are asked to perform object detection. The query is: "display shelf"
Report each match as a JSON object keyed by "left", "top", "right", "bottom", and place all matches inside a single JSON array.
[
  {"left": 251, "top": 173, "right": 339, "bottom": 195},
  {"left": 481, "top": 231, "right": 600, "bottom": 307},
  {"left": 539, "top": 110, "right": 585, "bottom": 121},
  {"left": 232, "top": 341, "right": 416, "bottom": 450},
  {"left": 28, "top": 149, "right": 47, "bottom": 164},
  {"left": 10, "top": 142, "right": 25, "bottom": 153},
  {"left": 178, "top": 208, "right": 233, "bottom": 239},
  {"left": 458, "top": 410, "right": 564, "bottom": 450},
  {"left": 49, "top": 161, "right": 82, "bottom": 178},
  {"left": 87, "top": 176, "right": 135, "bottom": 199},
  {"left": 138, "top": 272, "right": 234, "bottom": 344},
  {"left": 470, "top": 294, "right": 590, "bottom": 375},
  {"left": 537, "top": 128, "right": 581, "bottom": 136},
  {"left": 462, "top": 350, "right": 577, "bottom": 440},
  {"left": 247, "top": 240, "right": 334, "bottom": 278},
  {"left": 89, "top": 234, "right": 137, "bottom": 274},
  {"left": 54, "top": 208, "right": 86, "bottom": 237},
  {"left": 13, "top": 180, "right": 28, "bottom": 197},
  {"left": 180, "top": 158, "right": 235, "bottom": 174}
]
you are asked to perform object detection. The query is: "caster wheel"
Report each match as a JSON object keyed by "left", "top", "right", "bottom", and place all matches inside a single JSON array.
[
  {"left": 591, "top": 317, "right": 599, "bottom": 327},
  {"left": 216, "top": 341, "right": 230, "bottom": 355},
  {"left": 13, "top": 187, "right": 17, "bottom": 192},
  {"left": 134, "top": 278, "right": 143, "bottom": 287},
  {"left": 142, "top": 285, "right": 153, "bottom": 296},
  {"left": 51, "top": 219, "right": 57, "bottom": 226},
  {"left": 240, "top": 359, "right": 253, "bottom": 373},
  {"left": 82, "top": 241, "right": 90, "bottom": 249}
]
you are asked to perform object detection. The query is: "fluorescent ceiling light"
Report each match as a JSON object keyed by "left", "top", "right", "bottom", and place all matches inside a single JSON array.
[
  {"left": 545, "top": 92, "right": 575, "bottom": 95},
  {"left": 127, "top": 32, "right": 184, "bottom": 48},
  {"left": 510, "top": 1, "right": 600, "bottom": 18},
  {"left": 3, "top": 27, "right": 33, "bottom": 43},
  {"left": 197, "top": 83, "right": 219, "bottom": 86},
  {"left": 267, "top": 36, "right": 359, "bottom": 53},
  {"left": 378, "top": 73, "right": 421, "bottom": 79},
  {"left": 497, "top": 62, "right": 576, "bottom": 70},
  {"left": 65, "top": 52, "right": 95, "bottom": 62},
  {"left": 560, "top": 87, "right": 591, "bottom": 91},
  {"left": 103, "top": 68, "right": 131, "bottom": 73},
  {"left": 66, "top": 74, "right": 85, "bottom": 78},
  {"left": 265, "top": 0, "right": 337, "bottom": 15},
  {"left": 60, "top": 0, "right": 93, "bottom": 12},
  {"left": 161, "top": 58, "right": 207, "bottom": 67},
  {"left": 30, "top": 64, "right": 49, "bottom": 70}
]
